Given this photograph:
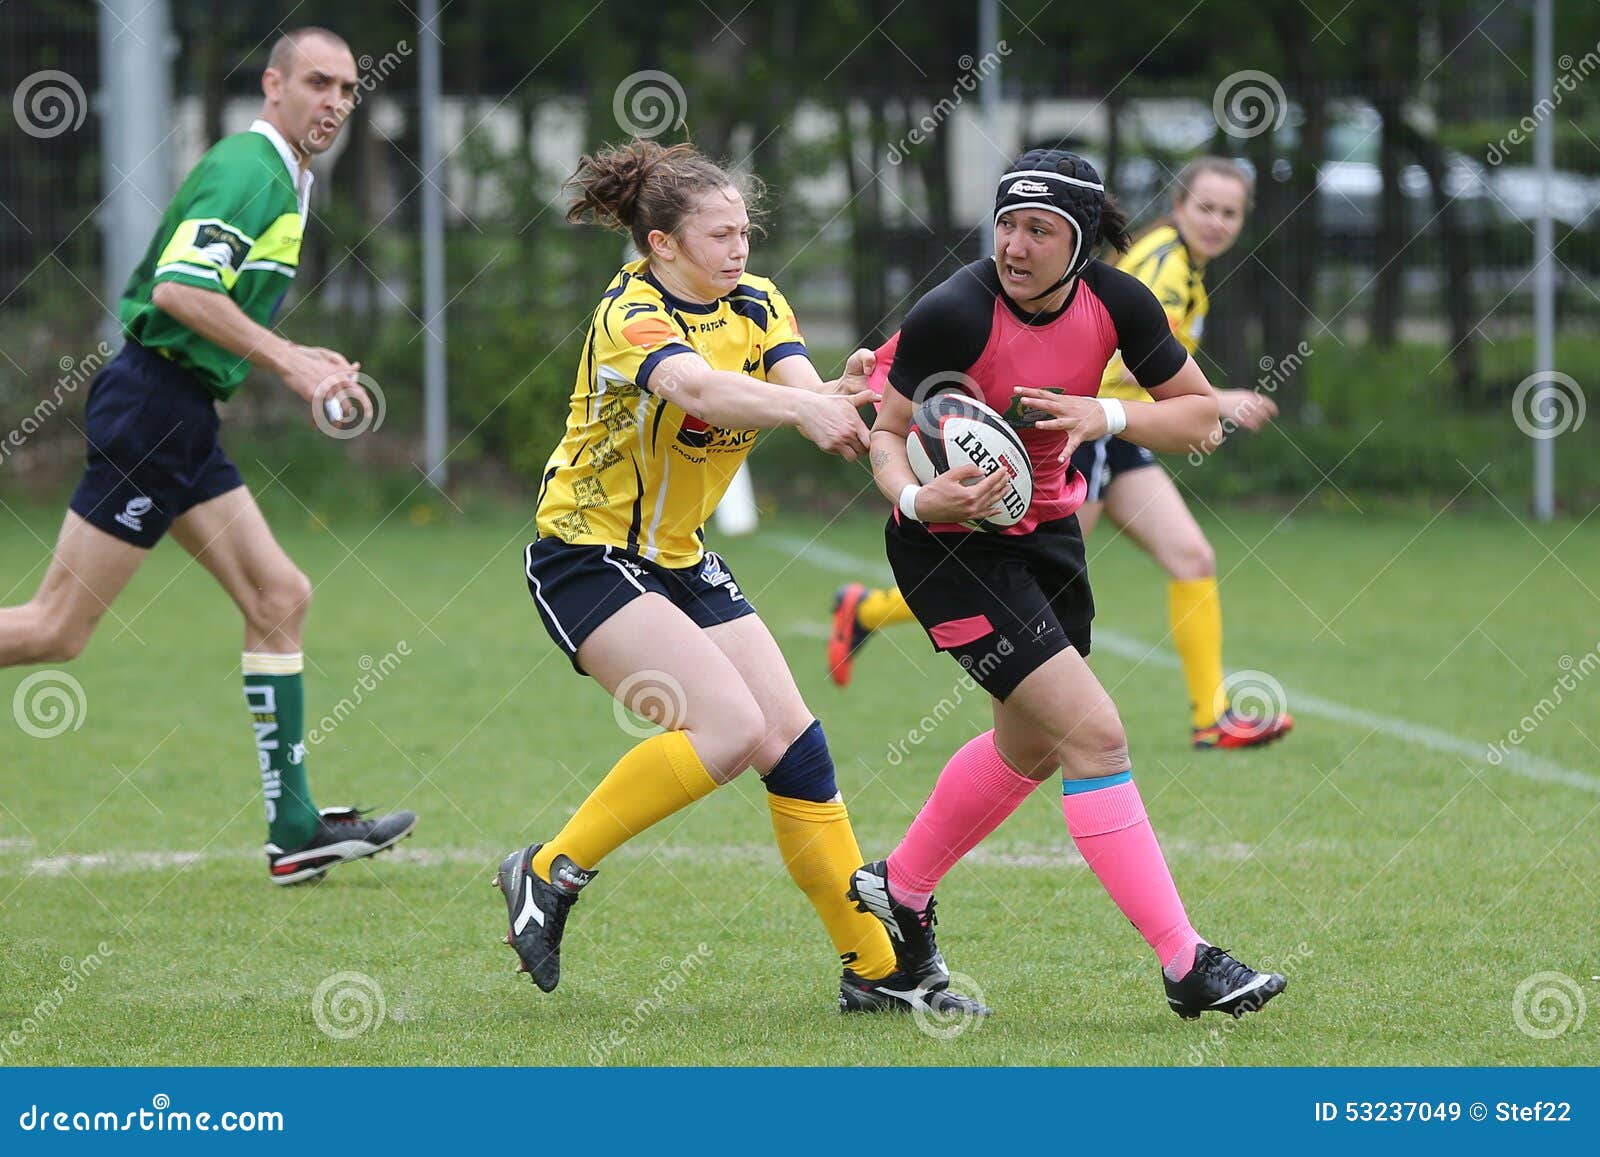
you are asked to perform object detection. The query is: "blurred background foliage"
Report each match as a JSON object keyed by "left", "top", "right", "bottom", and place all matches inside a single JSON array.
[{"left": 3, "top": 0, "right": 1598, "bottom": 518}]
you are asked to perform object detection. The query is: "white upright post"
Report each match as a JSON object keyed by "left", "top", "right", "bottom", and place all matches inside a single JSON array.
[
  {"left": 1531, "top": 0, "right": 1556, "bottom": 521},
  {"left": 419, "top": 0, "right": 448, "bottom": 488},
  {"left": 714, "top": 463, "right": 760, "bottom": 536},
  {"left": 98, "top": 0, "right": 173, "bottom": 341}
]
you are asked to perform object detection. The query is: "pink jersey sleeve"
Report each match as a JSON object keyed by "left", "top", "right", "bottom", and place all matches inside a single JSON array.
[
  {"left": 867, "top": 332, "right": 899, "bottom": 397},
  {"left": 866, "top": 331, "right": 900, "bottom": 411}
]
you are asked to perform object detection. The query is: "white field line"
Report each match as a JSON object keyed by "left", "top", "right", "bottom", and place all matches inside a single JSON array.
[
  {"left": 761, "top": 532, "right": 1600, "bottom": 796},
  {"left": 0, "top": 837, "right": 1270, "bottom": 877}
]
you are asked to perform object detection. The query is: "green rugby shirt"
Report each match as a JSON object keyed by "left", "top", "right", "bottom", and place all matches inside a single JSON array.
[{"left": 119, "top": 119, "right": 313, "bottom": 400}]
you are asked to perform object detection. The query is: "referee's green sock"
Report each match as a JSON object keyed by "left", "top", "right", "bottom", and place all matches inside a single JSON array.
[{"left": 243, "top": 651, "right": 319, "bottom": 849}]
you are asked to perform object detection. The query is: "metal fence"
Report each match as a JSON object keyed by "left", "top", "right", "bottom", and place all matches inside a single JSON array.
[{"left": 3, "top": 0, "right": 1596, "bottom": 503}]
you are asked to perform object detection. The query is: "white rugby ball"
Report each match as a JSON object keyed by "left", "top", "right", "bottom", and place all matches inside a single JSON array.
[{"left": 906, "top": 393, "right": 1033, "bottom": 529}]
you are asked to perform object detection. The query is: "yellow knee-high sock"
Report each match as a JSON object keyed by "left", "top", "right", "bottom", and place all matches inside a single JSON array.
[
  {"left": 767, "top": 794, "right": 899, "bottom": 980},
  {"left": 858, "top": 586, "right": 916, "bottom": 632},
  {"left": 533, "top": 731, "right": 717, "bottom": 879},
  {"left": 1169, "top": 577, "right": 1226, "bottom": 729}
]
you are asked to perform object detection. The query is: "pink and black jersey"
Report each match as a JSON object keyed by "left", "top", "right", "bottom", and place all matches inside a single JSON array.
[{"left": 875, "top": 257, "right": 1187, "bottom": 535}]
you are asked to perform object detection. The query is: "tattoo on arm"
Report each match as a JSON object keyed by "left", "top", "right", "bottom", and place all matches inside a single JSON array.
[{"left": 870, "top": 447, "right": 891, "bottom": 468}]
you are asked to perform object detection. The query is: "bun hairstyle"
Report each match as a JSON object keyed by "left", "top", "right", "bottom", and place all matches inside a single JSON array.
[{"left": 564, "top": 140, "right": 767, "bottom": 254}]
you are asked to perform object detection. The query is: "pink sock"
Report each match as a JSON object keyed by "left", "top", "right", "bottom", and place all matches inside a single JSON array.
[
  {"left": 1062, "top": 773, "right": 1203, "bottom": 977},
  {"left": 885, "top": 730, "right": 1040, "bottom": 910}
]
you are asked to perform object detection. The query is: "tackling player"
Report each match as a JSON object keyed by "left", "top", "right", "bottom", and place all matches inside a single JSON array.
[{"left": 493, "top": 139, "right": 985, "bottom": 1017}]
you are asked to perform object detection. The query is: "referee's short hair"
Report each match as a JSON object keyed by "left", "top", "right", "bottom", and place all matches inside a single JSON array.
[{"left": 266, "top": 26, "right": 351, "bottom": 75}]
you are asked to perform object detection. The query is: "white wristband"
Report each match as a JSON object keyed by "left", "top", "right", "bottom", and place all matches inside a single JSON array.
[
  {"left": 898, "top": 483, "right": 924, "bottom": 521},
  {"left": 1097, "top": 397, "right": 1128, "bottom": 436}
]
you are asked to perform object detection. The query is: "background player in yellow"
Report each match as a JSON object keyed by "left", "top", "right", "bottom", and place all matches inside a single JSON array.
[
  {"left": 829, "top": 157, "right": 1294, "bottom": 751},
  {"left": 495, "top": 139, "right": 986, "bottom": 1016}
]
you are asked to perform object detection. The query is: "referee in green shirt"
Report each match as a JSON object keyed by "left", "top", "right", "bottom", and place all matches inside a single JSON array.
[{"left": 0, "top": 27, "right": 415, "bottom": 884}]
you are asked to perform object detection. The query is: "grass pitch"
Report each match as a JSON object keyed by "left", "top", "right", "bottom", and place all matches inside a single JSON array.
[{"left": 1, "top": 493, "right": 1596, "bottom": 1066}]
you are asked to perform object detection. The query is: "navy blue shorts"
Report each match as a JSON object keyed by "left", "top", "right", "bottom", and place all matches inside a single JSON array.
[
  {"left": 1070, "top": 434, "right": 1159, "bottom": 504},
  {"left": 523, "top": 538, "right": 757, "bottom": 674},
  {"left": 68, "top": 342, "right": 243, "bottom": 549}
]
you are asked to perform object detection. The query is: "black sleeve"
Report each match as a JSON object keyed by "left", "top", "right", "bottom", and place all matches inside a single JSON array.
[
  {"left": 1088, "top": 262, "right": 1189, "bottom": 389},
  {"left": 887, "top": 263, "right": 995, "bottom": 399}
]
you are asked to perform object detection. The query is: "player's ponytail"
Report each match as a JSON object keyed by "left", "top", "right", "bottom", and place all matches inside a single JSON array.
[
  {"left": 1098, "top": 194, "right": 1133, "bottom": 255},
  {"left": 565, "top": 140, "right": 766, "bottom": 255}
]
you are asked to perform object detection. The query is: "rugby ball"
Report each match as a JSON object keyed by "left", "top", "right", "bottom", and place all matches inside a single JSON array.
[{"left": 906, "top": 393, "right": 1032, "bottom": 529}]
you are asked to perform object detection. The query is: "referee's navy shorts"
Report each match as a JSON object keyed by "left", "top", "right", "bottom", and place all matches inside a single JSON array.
[{"left": 68, "top": 342, "right": 243, "bottom": 549}]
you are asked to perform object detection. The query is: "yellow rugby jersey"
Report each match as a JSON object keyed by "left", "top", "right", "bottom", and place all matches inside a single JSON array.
[
  {"left": 535, "top": 258, "right": 807, "bottom": 568},
  {"left": 1099, "top": 224, "right": 1208, "bottom": 403}
]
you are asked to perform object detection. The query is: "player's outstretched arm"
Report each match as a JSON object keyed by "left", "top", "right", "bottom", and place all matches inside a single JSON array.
[
  {"left": 648, "top": 350, "right": 873, "bottom": 461},
  {"left": 767, "top": 347, "right": 877, "bottom": 397},
  {"left": 151, "top": 281, "right": 364, "bottom": 419},
  {"left": 1213, "top": 386, "right": 1279, "bottom": 432}
]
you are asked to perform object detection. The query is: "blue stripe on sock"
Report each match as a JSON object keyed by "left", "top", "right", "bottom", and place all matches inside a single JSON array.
[{"left": 1061, "top": 770, "right": 1133, "bottom": 795}]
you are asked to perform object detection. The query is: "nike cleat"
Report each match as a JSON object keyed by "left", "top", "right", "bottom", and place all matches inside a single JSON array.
[
  {"left": 266, "top": 806, "right": 416, "bottom": 886},
  {"left": 1164, "top": 944, "right": 1287, "bottom": 1019},
  {"left": 493, "top": 842, "right": 595, "bottom": 992},
  {"left": 828, "top": 584, "right": 874, "bottom": 688},
  {"left": 838, "top": 968, "right": 990, "bottom": 1017},
  {"left": 1193, "top": 707, "right": 1295, "bottom": 750},
  {"left": 847, "top": 859, "right": 947, "bottom": 980}
]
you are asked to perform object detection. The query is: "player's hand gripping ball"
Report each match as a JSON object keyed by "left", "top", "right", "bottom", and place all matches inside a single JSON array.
[{"left": 906, "top": 392, "right": 1032, "bottom": 530}]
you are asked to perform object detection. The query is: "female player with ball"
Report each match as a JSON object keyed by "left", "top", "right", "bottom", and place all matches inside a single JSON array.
[
  {"left": 847, "top": 149, "right": 1288, "bottom": 1019},
  {"left": 831, "top": 158, "right": 1293, "bottom": 755},
  {"left": 493, "top": 139, "right": 984, "bottom": 1017}
]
